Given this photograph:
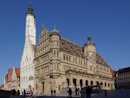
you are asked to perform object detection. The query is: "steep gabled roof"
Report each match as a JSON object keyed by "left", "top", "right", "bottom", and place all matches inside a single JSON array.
[
  {"left": 60, "top": 38, "right": 84, "bottom": 57},
  {"left": 15, "top": 68, "right": 20, "bottom": 77},
  {"left": 7, "top": 68, "right": 13, "bottom": 82},
  {"left": 96, "top": 53, "right": 109, "bottom": 67},
  {"left": 60, "top": 37, "right": 109, "bottom": 67}
]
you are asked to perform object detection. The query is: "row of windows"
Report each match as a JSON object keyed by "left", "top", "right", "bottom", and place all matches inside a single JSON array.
[
  {"left": 118, "top": 82, "right": 130, "bottom": 85},
  {"left": 63, "top": 54, "right": 87, "bottom": 66},
  {"left": 96, "top": 65, "right": 109, "bottom": 72},
  {"left": 119, "top": 72, "right": 130, "bottom": 76},
  {"left": 39, "top": 32, "right": 48, "bottom": 42},
  {"left": 36, "top": 54, "right": 49, "bottom": 65},
  {"left": 36, "top": 64, "right": 59, "bottom": 75},
  {"left": 53, "top": 51, "right": 59, "bottom": 57},
  {"left": 12, "top": 77, "right": 20, "bottom": 82},
  {"left": 63, "top": 65, "right": 87, "bottom": 72},
  {"left": 36, "top": 45, "right": 50, "bottom": 55},
  {"left": 21, "top": 65, "right": 33, "bottom": 74},
  {"left": 118, "top": 77, "right": 130, "bottom": 80},
  {"left": 21, "top": 76, "right": 33, "bottom": 82},
  {"left": 39, "top": 33, "right": 48, "bottom": 41},
  {"left": 38, "top": 39, "right": 49, "bottom": 47},
  {"left": 53, "top": 41, "right": 60, "bottom": 46}
]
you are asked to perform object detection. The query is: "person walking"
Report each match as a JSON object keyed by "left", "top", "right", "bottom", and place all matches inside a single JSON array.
[
  {"left": 80, "top": 88, "right": 84, "bottom": 98},
  {"left": 17, "top": 90, "right": 20, "bottom": 96},
  {"left": 68, "top": 88, "right": 72, "bottom": 98},
  {"left": 54, "top": 89, "right": 56, "bottom": 96},
  {"left": 75, "top": 88, "right": 77, "bottom": 96},
  {"left": 51, "top": 89, "right": 53, "bottom": 96},
  {"left": 77, "top": 88, "right": 80, "bottom": 96},
  {"left": 24, "top": 89, "right": 26, "bottom": 97},
  {"left": 105, "top": 86, "right": 107, "bottom": 96},
  {"left": 86, "top": 86, "right": 92, "bottom": 98}
]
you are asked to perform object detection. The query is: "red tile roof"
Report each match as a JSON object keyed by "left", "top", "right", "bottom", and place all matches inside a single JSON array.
[
  {"left": 96, "top": 53, "right": 109, "bottom": 67},
  {"left": 60, "top": 37, "right": 109, "bottom": 67},
  {"left": 7, "top": 68, "right": 13, "bottom": 83},
  {"left": 5, "top": 74, "right": 8, "bottom": 83},
  {"left": 15, "top": 68, "right": 20, "bottom": 77},
  {"left": 0, "top": 84, "right": 4, "bottom": 90}
]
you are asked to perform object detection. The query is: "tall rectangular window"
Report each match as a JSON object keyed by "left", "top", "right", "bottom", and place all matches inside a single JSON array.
[
  {"left": 54, "top": 51, "right": 56, "bottom": 57},
  {"left": 54, "top": 63, "right": 56, "bottom": 70},
  {"left": 69, "top": 56, "right": 71, "bottom": 61},
  {"left": 90, "top": 66, "right": 92, "bottom": 71},
  {"left": 63, "top": 54, "right": 65, "bottom": 60}
]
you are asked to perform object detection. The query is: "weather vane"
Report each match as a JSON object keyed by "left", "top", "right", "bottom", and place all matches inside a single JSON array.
[
  {"left": 54, "top": 25, "right": 56, "bottom": 30},
  {"left": 30, "top": 0, "right": 32, "bottom": 6}
]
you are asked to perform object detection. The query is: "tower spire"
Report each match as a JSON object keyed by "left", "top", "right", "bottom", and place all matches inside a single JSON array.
[
  {"left": 30, "top": 1, "right": 32, "bottom": 7},
  {"left": 27, "top": 0, "right": 34, "bottom": 16},
  {"left": 54, "top": 25, "right": 56, "bottom": 30}
]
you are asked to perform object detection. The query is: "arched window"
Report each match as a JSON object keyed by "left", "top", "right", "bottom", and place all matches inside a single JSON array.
[
  {"left": 91, "top": 81, "right": 93, "bottom": 85},
  {"left": 86, "top": 80, "right": 88, "bottom": 86}
]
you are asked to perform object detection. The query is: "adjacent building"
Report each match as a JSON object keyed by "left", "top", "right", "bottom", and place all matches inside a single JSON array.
[
  {"left": 116, "top": 67, "right": 130, "bottom": 89},
  {"left": 34, "top": 25, "right": 115, "bottom": 94},
  {"left": 0, "top": 84, "right": 4, "bottom": 90},
  {"left": 4, "top": 68, "right": 13, "bottom": 90},
  {"left": 20, "top": 2, "right": 36, "bottom": 93},
  {"left": 4, "top": 67, "right": 20, "bottom": 91},
  {"left": 11, "top": 67, "right": 20, "bottom": 91}
]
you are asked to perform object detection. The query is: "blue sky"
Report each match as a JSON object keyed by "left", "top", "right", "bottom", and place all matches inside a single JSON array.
[{"left": 0, "top": 0, "right": 130, "bottom": 85}]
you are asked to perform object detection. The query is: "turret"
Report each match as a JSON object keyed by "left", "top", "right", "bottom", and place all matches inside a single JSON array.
[
  {"left": 49, "top": 26, "right": 61, "bottom": 79},
  {"left": 84, "top": 36, "right": 96, "bottom": 73}
]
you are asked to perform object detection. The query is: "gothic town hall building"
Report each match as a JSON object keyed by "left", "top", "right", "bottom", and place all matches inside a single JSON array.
[{"left": 34, "top": 24, "right": 115, "bottom": 94}]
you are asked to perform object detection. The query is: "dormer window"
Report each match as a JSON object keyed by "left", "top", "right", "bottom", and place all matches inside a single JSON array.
[{"left": 66, "top": 42, "right": 69, "bottom": 44}]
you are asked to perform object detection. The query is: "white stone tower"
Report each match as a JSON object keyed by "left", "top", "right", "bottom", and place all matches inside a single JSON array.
[
  {"left": 20, "top": 2, "right": 36, "bottom": 93},
  {"left": 25, "top": 2, "right": 36, "bottom": 45}
]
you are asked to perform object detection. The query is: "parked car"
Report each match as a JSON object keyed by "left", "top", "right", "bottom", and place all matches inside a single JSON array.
[{"left": 82, "top": 85, "right": 102, "bottom": 93}]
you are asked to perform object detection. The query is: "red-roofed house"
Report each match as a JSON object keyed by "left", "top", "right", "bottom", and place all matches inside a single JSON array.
[
  {"left": 34, "top": 24, "right": 115, "bottom": 94},
  {"left": 4, "top": 68, "right": 13, "bottom": 90},
  {"left": 0, "top": 84, "right": 4, "bottom": 90},
  {"left": 11, "top": 67, "right": 20, "bottom": 91}
]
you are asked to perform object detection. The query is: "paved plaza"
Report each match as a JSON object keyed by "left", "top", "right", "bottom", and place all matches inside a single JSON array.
[{"left": 9, "top": 89, "right": 130, "bottom": 98}]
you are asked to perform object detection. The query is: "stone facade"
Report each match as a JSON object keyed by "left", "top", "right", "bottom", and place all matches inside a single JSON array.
[
  {"left": 116, "top": 67, "right": 130, "bottom": 89},
  {"left": 4, "top": 68, "right": 12, "bottom": 90},
  {"left": 4, "top": 67, "right": 20, "bottom": 91},
  {"left": 11, "top": 67, "right": 20, "bottom": 91},
  {"left": 20, "top": 2, "right": 36, "bottom": 93},
  {"left": 34, "top": 25, "right": 115, "bottom": 94}
]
